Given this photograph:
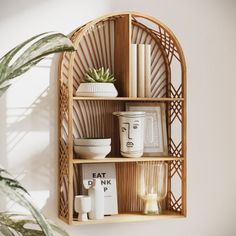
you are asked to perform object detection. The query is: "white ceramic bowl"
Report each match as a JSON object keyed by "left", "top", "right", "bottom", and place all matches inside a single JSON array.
[
  {"left": 74, "top": 145, "right": 111, "bottom": 159},
  {"left": 74, "top": 138, "right": 111, "bottom": 146},
  {"left": 76, "top": 83, "right": 118, "bottom": 97}
]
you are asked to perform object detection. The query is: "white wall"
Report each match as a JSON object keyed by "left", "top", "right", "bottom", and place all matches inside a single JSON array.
[{"left": 1, "top": 0, "right": 236, "bottom": 235}]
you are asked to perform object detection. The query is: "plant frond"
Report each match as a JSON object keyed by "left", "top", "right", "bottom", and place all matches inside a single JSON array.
[
  {"left": 0, "top": 170, "right": 53, "bottom": 236},
  {"left": 0, "top": 32, "right": 75, "bottom": 96}
]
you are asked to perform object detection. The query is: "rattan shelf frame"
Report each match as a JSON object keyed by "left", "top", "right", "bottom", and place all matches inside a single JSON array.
[
  {"left": 71, "top": 210, "right": 183, "bottom": 225},
  {"left": 73, "top": 96, "right": 184, "bottom": 101},
  {"left": 58, "top": 11, "right": 187, "bottom": 225},
  {"left": 73, "top": 156, "right": 184, "bottom": 164}
]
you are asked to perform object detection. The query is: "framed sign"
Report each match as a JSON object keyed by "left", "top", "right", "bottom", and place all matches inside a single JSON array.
[
  {"left": 126, "top": 103, "right": 168, "bottom": 156},
  {"left": 79, "top": 163, "right": 118, "bottom": 215}
]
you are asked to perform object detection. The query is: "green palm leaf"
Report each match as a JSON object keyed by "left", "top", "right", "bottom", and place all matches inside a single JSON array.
[
  {"left": 0, "top": 32, "right": 75, "bottom": 95},
  {"left": 0, "top": 213, "right": 69, "bottom": 236},
  {"left": 0, "top": 32, "right": 48, "bottom": 78},
  {"left": 0, "top": 169, "right": 55, "bottom": 236}
]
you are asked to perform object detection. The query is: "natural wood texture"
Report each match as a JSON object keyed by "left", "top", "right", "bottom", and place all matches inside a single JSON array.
[
  {"left": 116, "top": 162, "right": 141, "bottom": 212},
  {"left": 72, "top": 211, "right": 183, "bottom": 225},
  {"left": 73, "top": 96, "right": 184, "bottom": 101},
  {"left": 68, "top": 49, "right": 75, "bottom": 224},
  {"left": 114, "top": 15, "right": 130, "bottom": 97},
  {"left": 58, "top": 11, "right": 187, "bottom": 225},
  {"left": 58, "top": 53, "right": 70, "bottom": 221},
  {"left": 73, "top": 156, "right": 184, "bottom": 164}
]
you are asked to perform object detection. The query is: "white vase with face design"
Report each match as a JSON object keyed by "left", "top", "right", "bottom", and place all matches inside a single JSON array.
[{"left": 113, "top": 111, "right": 145, "bottom": 158}]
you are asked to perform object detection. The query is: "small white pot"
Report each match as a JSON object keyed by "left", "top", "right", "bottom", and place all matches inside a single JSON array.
[
  {"left": 76, "top": 83, "right": 118, "bottom": 97},
  {"left": 74, "top": 195, "right": 91, "bottom": 221}
]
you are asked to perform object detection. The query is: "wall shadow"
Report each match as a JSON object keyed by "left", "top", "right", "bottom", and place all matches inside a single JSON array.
[{"left": 0, "top": 54, "right": 60, "bottom": 216}]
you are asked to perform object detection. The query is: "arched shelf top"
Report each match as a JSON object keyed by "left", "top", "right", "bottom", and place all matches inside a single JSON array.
[
  {"left": 59, "top": 12, "right": 186, "bottom": 100},
  {"left": 69, "top": 11, "right": 186, "bottom": 62}
]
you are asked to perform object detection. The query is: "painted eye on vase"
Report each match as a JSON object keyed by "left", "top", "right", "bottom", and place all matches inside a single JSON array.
[
  {"left": 133, "top": 125, "right": 138, "bottom": 129},
  {"left": 121, "top": 127, "right": 126, "bottom": 132}
]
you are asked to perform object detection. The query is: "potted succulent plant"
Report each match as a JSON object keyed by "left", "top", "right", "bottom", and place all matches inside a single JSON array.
[{"left": 76, "top": 67, "right": 118, "bottom": 97}]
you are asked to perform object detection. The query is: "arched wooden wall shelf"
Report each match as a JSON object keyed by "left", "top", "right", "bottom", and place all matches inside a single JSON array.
[{"left": 58, "top": 11, "right": 186, "bottom": 225}]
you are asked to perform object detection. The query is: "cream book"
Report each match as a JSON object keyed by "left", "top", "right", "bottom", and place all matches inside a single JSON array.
[
  {"left": 79, "top": 163, "right": 118, "bottom": 215},
  {"left": 137, "top": 44, "right": 145, "bottom": 97},
  {"left": 145, "top": 44, "right": 151, "bottom": 97},
  {"left": 131, "top": 44, "right": 137, "bottom": 97}
]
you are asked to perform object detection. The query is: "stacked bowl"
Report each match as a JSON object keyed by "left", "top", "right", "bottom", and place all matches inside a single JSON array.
[{"left": 74, "top": 138, "right": 111, "bottom": 159}]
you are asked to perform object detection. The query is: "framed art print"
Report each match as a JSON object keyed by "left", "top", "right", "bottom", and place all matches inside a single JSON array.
[{"left": 126, "top": 102, "right": 168, "bottom": 156}]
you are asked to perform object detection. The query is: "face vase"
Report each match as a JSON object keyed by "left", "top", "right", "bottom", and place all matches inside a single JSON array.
[{"left": 113, "top": 112, "right": 145, "bottom": 158}]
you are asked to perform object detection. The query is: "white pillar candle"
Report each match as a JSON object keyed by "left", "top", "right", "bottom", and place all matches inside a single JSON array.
[{"left": 144, "top": 193, "right": 158, "bottom": 215}]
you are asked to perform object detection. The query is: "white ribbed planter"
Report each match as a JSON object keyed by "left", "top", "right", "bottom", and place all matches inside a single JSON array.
[{"left": 76, "top": 83, "right": 118, "bottom": 97}]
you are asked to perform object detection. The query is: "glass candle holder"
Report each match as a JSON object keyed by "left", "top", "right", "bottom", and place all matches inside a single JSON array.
[{"left": 137, "top": 162, "right": 168, "bottom": 215}]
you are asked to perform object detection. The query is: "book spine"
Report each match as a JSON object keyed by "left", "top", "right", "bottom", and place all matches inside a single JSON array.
[
  {"left": 137, "top": 44, "right": 145, "bottom": 97},
  {"left": 131, "top": 44, "right": 137, "bottom": 97},
  {"left": 79, "top": 164, "right": 86, "bottom": 195},
  {"left": 145, "top": 44, "right": 151, "bottom": 97}
]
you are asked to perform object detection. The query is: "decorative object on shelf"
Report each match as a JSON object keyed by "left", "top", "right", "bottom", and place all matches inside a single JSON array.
[
  {"left": 74, "top": 146, "right": 111, "bottom": 159},
  {"left": 76, "top": 67, "right": 118, "bottom": 97},
  {"left": 74, "top": 138, "right": 111, "bottom": 159},
  {"left": 130, "top": 44, "right": 137, "bottom": 97},
  {"left": 88, "top": 179, "right": 105, "bottom": 220},
  {"left": 126, "top": 103, "right": 168, "bottom": 156},
  {"left": 79, "top": 163, "right": 118, "bottom": 215},
  {"left": 137, "top": 44, "right": 145, "bottom": 97},
  {"left": 144, "top": 44, "right": 151, "bottom": 97},
  {"left": 133, "top": 44, "right": 151, "bottom": 98},
  {"left": 137, "top": 162, "right": 168, "bottom": 215},
  {"left": 74, "top": 138, "right": 111, "bottom": 146},
  {"left": 74, "top": 195, "right": 91, "bottom": 221},
  {"left": 113, "top": 111, "right": 145, "bottom": 158},
  {"left": 0, "top": 32, "right": 75, "bottom": 96}
]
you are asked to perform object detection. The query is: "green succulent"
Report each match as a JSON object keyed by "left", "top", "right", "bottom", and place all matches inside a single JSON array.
[{"left": 82, "top": 67, "right": 115, "bottom": 83}]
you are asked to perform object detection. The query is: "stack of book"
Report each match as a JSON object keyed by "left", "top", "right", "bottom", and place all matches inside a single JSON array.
[{"left": 130, "top": 44, "right": 151, "bottom": 97}]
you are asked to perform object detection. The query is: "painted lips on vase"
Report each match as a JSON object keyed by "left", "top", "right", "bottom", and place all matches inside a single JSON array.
[{"left": 113, "top": 111, "right": 145, "bottom": 158}]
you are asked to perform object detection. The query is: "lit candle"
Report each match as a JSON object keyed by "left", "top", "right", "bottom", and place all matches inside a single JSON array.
[{"left": 144, "top": 191, "right": 158, "bottom": 215}]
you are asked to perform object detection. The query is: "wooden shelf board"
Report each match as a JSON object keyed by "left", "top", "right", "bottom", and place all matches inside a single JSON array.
[
  {"left": 73, "top": 96, "right": 184, "bottom": 101},
  {"left": 73, "top": 156, "right": 184, "bottom": 164},
  {"left": 71, "top": 211, "right": 184, "bottom": 225}
]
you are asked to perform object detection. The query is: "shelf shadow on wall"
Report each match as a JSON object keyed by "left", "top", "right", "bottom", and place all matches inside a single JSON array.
[{"left": 0, "top": 55, "right": 60, "bottom": 217}]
